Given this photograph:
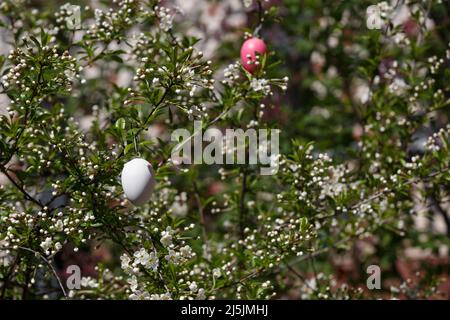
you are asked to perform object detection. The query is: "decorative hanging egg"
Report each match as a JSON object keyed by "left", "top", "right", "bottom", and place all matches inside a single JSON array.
[
  {"left": 121, "top": 158, "right": 156, "bottom": 206},
  {"left": 240, "top": 37, "right": 267, "bottom": 74}
]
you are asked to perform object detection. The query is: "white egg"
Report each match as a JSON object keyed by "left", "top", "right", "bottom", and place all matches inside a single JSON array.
[{"left": 121, "top": 158, "right": 156, "bottom": 206}]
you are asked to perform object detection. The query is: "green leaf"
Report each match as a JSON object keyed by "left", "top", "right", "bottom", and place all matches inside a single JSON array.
[
  {"left": 115, "top": 118, "right": 126, "bottom": 131},
  {"left": 40, "top": 28, "right": 49, "bottom": 46},
  {"left": 124, "top": 143, "right": 135, "bottom": 155},
  {"left": 29, "top": 35, "right": 41, "bottom": 49}
]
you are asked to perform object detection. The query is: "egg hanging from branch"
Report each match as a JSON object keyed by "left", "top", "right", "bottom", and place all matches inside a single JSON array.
[
  {"left": 121, "top": 158, "right": 156, "bottom": 206},
  {"left": 240, "top": 37, "right": 267, "bottom": 74}
]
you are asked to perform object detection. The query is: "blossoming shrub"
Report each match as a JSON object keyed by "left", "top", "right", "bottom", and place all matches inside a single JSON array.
[{"left": 0, "top": 0, "right": 449, "bottom": 299}]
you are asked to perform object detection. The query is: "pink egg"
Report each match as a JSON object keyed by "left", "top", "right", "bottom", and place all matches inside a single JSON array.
[{"left": 240, "top": 38, "right": 267, "bottom": 74}]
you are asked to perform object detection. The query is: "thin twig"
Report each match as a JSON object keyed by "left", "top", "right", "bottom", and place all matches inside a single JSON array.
[
  {"left": 4, "top": 246, "right": 67, "bottom": 298},
  {"left": 193, "top": 181, "right": 208, "bottom": 245},
  {"left": 0, "top": 166, "right": 43, "bottom": 207}
]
